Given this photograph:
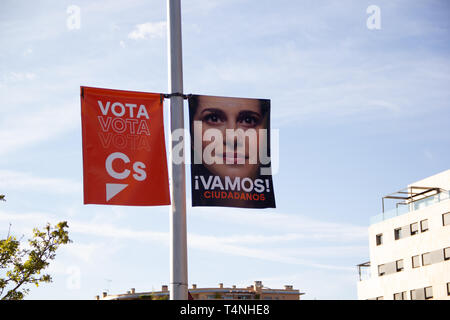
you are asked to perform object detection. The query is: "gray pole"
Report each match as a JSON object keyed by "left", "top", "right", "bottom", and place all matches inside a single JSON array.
[{"left": 167, "top": 0, "right": 188, "bottom": 300}]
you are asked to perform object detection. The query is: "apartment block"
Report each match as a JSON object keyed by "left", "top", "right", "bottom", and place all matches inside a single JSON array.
[{"left": 357, "top": 170, "right": 450, "bottom": 300}]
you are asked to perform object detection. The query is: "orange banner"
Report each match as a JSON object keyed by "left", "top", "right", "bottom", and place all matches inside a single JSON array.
[{"left": 81, "top": 86, "right": 170, "bottom": 206}]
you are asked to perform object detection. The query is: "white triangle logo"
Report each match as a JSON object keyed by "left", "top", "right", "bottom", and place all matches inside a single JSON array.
[{"left": 106, "top": 183, "right": 128, "bottom": 202}]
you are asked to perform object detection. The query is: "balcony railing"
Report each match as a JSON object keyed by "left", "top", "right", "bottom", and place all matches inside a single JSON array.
[
  {"left": 370, "top": 190, "right": 450, "bottom": 225},
  {"left": 357, "top": 262, "right": 371, "bottom": 281}
]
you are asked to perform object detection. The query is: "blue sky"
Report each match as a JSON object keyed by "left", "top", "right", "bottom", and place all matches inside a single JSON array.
[{"left": 1, "top": 0, "right": 449, "bottom": 300}]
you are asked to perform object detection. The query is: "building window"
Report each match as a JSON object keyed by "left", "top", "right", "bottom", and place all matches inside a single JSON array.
[
  {"left": 447, "top": 283, "right": 450, "bottom": 296},
  {"left": 410, "top": 290, "right": 417, "bottom": 300},
  {"left": 393, "top": 292, "right": 406, "bottom": 300},
  {"left": 394, "top": 228, "right": 401, "bottom": 240},
  {"left": 412, "top": 255, "right": 421, "bottom": 268},
  {"left": 376, "top": 296, "right": 384, "bottom": 300},
  {"left": 410, "top": 222, "right": 419, "bottom": 235},
  {"left": 396, "top": 259, "right": 404, "bottom": 272},
  {"left": 443, "top": 212, "right": 450, "bottom": 226},
  {"left": 376, "top": 234, "right": 383, "bottom": 246},
  {"left": 424, "top": 287, "right": 433, "bottom": 300},
  {"left": 420, "top": 219, "right": 428, "bottom": 232},
  {"left": 422, "top": 252, "right": 432, "bottom": 266},
  {"left": 378, "top": 264, "right": 386, "bottom": 276},
  {"left": 444, "top": 247, "right": 450, "bottom": 261}
]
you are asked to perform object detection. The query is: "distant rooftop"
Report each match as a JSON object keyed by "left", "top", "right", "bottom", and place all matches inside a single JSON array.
[{"left": 96, "top": 281, "right": 304, "bottom": 300}]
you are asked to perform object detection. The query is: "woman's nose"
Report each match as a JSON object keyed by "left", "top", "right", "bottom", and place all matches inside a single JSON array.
[
  {"left": 226, "top": 119, "right": 238, "bottom": 130},
  {"left": 223, "top": 124, "right": 244, "bottom": 151}
]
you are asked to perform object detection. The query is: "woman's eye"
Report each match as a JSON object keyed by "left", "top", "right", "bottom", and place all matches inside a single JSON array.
[
  {"left": 204, "top": 113, "right": 221, "bottom": 123},
  {"left": 243, "top": 116, "right": 255, "bottom": 124},
  {"left": 238, "top": 113, "right": 260, "bottom": 127}
]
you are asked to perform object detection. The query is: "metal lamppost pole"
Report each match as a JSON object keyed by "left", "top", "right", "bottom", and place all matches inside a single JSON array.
[{"left": 167, "top": 0, "right": 188, "bottom": 300}]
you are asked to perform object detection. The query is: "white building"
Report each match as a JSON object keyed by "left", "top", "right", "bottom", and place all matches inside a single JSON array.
[{"left": 357, "top": 170, "right": 450, "bottom": 300}]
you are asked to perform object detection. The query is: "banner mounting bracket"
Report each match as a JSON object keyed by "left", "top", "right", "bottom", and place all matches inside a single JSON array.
[{"left": 164, "top": 92, "right": 191, "bottom": 100}]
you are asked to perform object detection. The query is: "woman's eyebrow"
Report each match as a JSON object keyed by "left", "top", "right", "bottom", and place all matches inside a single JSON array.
[
  {"left": 200, "top": 108, "right": 227, "bottom": 117},
  {"left": 238, "top": 110, "right": 262, "bottom": 117}
]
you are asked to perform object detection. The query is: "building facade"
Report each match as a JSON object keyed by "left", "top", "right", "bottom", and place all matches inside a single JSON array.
[
  {"left": 357, "top": 170, "right": 450, "bottom": 300},
  {"left": 97, "top": 281, "right": 303, "bottom": 300}
]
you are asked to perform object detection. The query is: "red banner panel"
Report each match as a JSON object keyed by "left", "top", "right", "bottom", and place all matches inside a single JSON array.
[{"left": 81, "top": 86, "right": 170, "bottom": 206}]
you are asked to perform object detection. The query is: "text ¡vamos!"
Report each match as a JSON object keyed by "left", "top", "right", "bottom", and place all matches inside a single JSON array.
[{"left": 194, "top": 175, "right": 270, "bottom": 193}]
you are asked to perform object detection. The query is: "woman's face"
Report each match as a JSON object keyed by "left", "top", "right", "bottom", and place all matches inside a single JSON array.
[{"left": 192, "top": 96, "right": 266, "bottom": 179}]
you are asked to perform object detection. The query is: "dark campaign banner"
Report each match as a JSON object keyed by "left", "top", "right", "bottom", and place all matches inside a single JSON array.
[
  {"left": 81, "top": 86, "right": 170, "bottom": 206},
  {"left": 188, "top": 94, "right": 276, "bottom": 209}
]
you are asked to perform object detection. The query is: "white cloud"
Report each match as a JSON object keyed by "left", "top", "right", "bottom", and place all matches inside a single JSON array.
[
  {"left": 189, "top": 206, "right": 368, "bottom": 242},
  {"left": 0, "top": 204, "right": 366, "bottom": 273},
  {"left": 3, "top": 72, "right": 36, "bottom": 82},
  {"left": 366, "top": 100, "right": 401, "bottom": 113},
  {"left": 424, "top": 150, "right": 433, "bottom": 160},
  {"left": 0, "top": 211, "right": 53, "bottom": 226},
  {"left": 187, "top": 233, "right": 357, "bottom": 271},
  {"left": 0, "top": 170, "right": 81, "bottom": 194},
  {"left": 128, "top": 22, "right": 166, "bottom": 40},
  {"left": 183, "top": 0, "right": 238, "bottom": 15},
  {"left": 250, "top": 270, "right": 358, "bottom": 300},
  {"left": 62, "top": 242, "right": 119, "bottom": 264},
  {"left": 69, "top": 220, "right": 169, "bottom": 244},
  {"left": 66, "top": 220, "right": 360, "bottom": 270},
  {"left": 0, "top": 103, "right": 79, "bottom": 156},
  {"left": 23, "top": 48, "right": 33, "bottom": 56}
]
